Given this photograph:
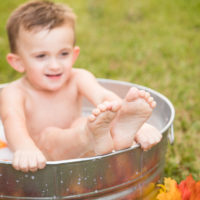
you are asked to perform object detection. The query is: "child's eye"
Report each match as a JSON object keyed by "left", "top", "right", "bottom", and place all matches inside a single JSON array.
[
  {"left": 36, "top": 54, "right": 46, "bottom": 59},
  {"left": 61, "top": 52, "right": 69, "bottom": 56}
]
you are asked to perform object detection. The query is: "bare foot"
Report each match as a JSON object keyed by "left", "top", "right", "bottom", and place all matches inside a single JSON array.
[
  {"left": 87, "top": 101, "right": 121, "bottom": 155},
  {"left": 111, "top": 87, "right": 156, "bottom": 150}
]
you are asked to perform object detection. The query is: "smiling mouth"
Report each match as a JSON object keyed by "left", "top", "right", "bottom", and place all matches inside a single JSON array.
[{"left": 45, "top": 73, "right": 62, "bottom": 78}]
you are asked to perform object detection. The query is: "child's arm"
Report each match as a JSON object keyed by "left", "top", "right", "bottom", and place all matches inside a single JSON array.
[
  {"left": 75, "top": 69, "right": 122, "bottom": 106},
  {"left": 0, "top": 86, "right": 46, "bottom": 172}
]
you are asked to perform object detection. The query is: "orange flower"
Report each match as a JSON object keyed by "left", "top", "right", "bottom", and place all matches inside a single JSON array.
[
  {"left": 156, "top": 178, "right": 182, "bottom": 200},
  {"left": 156, "top": 175, "right": 200, "bottom": 200},
  {"left": 178, "top": 175, "right": 200, "bottom": 200}
]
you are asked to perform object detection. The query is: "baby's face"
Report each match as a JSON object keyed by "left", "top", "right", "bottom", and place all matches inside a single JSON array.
[{"left": 16, "top": 24, "right": 77, "bottom": 91}]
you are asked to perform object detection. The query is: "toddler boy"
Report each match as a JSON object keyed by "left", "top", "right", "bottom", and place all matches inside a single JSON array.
[{"left": 0, "top": 0, "right": 161, "bottom": 172}]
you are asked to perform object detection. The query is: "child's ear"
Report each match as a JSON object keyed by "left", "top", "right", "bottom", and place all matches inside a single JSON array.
[
  {"left": 72, "top": 46, "right": 80, "bottom": 64},
  {"left": 6, "top": 53, "right": 25, "bottom": 73}
]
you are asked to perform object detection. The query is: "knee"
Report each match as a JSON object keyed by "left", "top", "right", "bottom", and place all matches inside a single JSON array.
[{"left": 37, "top": 127, "right": 59, "bottom": 160}]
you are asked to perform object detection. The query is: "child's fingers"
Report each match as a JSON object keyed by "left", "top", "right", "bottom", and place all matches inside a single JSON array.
[
  {"left": 37, "top": 152, "right": 46, "bottom": 170},
  {"left": 12, "top": 151, "right": 20, "bottom": 171},
  {"left": 28, "top": 154, "right": 38, "bottom": 172},
  {"left": 135, "top": 130, "right": 162, "bottom": 151},
  {"left": 13, "top": 151, "right": 30, "bottom": 172},
  {"left": 136, "top": 134, "right": 152, "bottom": 151},
  {"left": 19, "top": 153, "right": 30, "bottom": 173},
  {"left": 27, "top": 151, "right": 46, "bottom": 172},
  {"left": 149, "top": 133, "right": 162, "bottom": 144},
  {"left": 12, "top": 151, "right": 46, "bottom": 172},
  {"left": 138, "top": 135, "right": 150, "bottom": 150}
]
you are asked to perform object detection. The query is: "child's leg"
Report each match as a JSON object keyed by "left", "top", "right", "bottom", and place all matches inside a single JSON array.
[
  {"left": 37, "top": 123, "right": 91, "bottom": 160},
  {"left": 87, "top": 101, "right": 121, "bottom": 155},
  {"left": 111, "top": 87, "right": 160, "bottom": 150},
  {"left": 37, "top": 101, "right": 121, "bottom": 160}
]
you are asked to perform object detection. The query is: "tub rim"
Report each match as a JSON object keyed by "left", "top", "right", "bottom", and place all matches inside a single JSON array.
[{"left": 0, "top": 78, "right": 175, "bottom": 166}]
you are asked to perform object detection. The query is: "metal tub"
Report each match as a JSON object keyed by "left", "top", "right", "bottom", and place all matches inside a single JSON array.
[{"left": 0, "top": 79, "right": 175, "bottom": 200}]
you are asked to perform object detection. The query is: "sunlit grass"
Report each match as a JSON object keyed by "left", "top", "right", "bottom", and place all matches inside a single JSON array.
[{"left": 0, "top": 0, "right": 200, "bottom": 182}]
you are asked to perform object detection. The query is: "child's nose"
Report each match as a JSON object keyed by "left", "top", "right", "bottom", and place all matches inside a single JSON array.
[{"left": 48, "top": 58, "right": 60, "bottom": 71}]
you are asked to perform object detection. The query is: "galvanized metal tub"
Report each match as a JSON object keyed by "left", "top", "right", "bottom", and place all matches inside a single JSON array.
[{"left": 0, "top": 79, "right": 175, "bottom": 200}]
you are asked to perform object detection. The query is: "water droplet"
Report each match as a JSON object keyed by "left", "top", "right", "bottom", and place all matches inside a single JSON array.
[
  {"left": 60, "top": 180, "right": 63, "bottom": 184},
  {"left": 16, "top": 180, "right": 20, "bottom": 183},
  {"left": 31, "top": 176, "right": 35, "bottom": 180}
]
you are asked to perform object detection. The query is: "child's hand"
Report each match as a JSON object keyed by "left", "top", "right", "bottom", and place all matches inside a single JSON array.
[
  {"left": 134, "top": 128, "right": 162, "bottom": 151},
  {"left": 12, "top": 149, "right": 46, "bottom": 172}
]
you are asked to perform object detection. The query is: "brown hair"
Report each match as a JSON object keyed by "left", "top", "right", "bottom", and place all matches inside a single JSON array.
[{"left": 6, "top": 0, "right": 76, "bottom": 53}]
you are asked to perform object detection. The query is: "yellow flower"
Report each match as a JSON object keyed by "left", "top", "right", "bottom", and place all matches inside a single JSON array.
[{"left": 156, "top": 178, "right": 182, "bottom": 200}]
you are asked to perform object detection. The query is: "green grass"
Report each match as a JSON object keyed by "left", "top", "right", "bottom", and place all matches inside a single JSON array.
[{"left": 0, "top": 0, "right": 200, "bottom": 182}]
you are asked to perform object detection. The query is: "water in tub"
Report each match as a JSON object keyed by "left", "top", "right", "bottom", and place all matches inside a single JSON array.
[{"left": 0, "top": 121, "right": 13, "bottom": 160}]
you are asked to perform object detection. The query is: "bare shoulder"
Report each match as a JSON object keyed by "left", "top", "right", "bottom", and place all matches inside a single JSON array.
[
  {"left": 0, "top": 79, "right": 25, "bottom": 104},
  {"left": 72, "top": 68, "right": 96, "bottom": 79},
  {"left": 72, "top": 68, "right": 97, "bottom": 85}
]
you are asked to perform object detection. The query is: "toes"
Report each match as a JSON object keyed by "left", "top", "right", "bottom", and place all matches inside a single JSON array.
[
  {"left": 111, "top": 101, "right": 121, "bottom": 112},
  {"left": 139, "top": 90, "right": 151, "bottom": 99},
  {"left": 88, "top": 114, "right": 96, "bottom": 122},
  {"left": 151, "top": 101, "right": 156, "bottom": 108},
  {"left": 147, "top": 96, "right": 156, "bottom": 108},
  {"left": 145, "top": 92, "right": 150, "bottom": 99},
  {"left": 129, "top": 88, "right": 157, "bottom": 109},
  {"left": 97, "top": 101, "right": 121, "bottom": 113},
  {"left": 126, "top": 87, "right": 139, "bottom": 101},
  {"left": 97, "top": 103, "right": 107, "bottom": 112},
  {"left": 139, "top": 90, "right": 145, "bottom": 97},
  {"left": 103, "top": 101, "right": 113, "bottom": 110},
  {"left": 92, "top": 108, "right": 101, "bottom": 116},
  {"left": 141, "top": 94, "right": 156, "bottom": 108},
  {"left": 125, "top": 87, "right": 157, "bottom": 109},
  {"left": 147, "top": 97, "right": 153, "bottom": 103},
  {"left": 89, "top": 101, "right": 118, "bottom": 123}
]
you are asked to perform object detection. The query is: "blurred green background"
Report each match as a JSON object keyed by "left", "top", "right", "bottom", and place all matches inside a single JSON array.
[{"left": 0, "top": 0, "right": 200, "bottom": 182}]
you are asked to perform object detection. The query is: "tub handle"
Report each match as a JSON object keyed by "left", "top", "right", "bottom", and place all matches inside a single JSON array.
[{"left": 168, "top": 124, "right": 174, "bottom": 144}]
